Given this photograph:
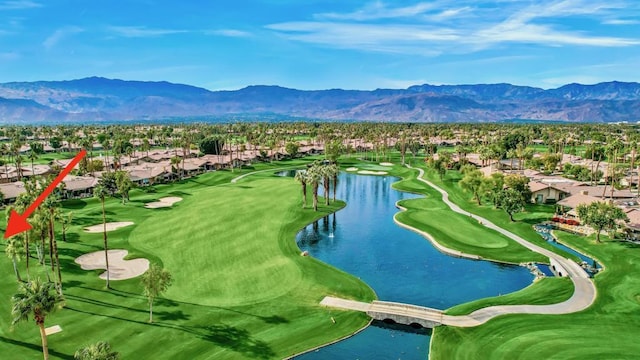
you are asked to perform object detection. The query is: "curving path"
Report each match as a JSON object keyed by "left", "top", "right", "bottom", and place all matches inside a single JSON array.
[{"left": 322, "top": 165, "right": 597, "bottom": 327}]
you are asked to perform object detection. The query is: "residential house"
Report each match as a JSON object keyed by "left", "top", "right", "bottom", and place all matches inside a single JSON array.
[{"left": 529, "top": 181, "right": 570, "bottom": 204}]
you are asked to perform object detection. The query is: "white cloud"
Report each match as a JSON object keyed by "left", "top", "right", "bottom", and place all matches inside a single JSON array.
[
  {"left": 207, "top": 29, "right": 251, "bottom": 37},
  {"left": 108, "top": 26, "right": 187, "bottom": 38},
  {"left": 317, "top": 1, "right": 438, "bottom": 21},
  {"left": 268, "top": 0, "right": 640, "bottom": 55},
  {"left": 0, "top": 0, "right": 41, "bottom": 10},
  {"left": 603, "top": 19, "right": 640, "bottom": 25},
  {"left": 267, "top": 21, "right": 456, "bottom": 55},
  {"left": 430, "top": 7, "right": 473, "bottom": 21},
  {"left": 42, "top": 26, "right": 83, "bottom": 50}
]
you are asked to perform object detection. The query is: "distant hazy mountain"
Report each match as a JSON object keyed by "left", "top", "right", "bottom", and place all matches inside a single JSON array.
[{"left": 0, "top": 76, "right": 639, "bottom": 123}]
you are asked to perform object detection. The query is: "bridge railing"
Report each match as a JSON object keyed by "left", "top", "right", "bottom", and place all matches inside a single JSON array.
[{"left": 371, "top": 301, "right": 444, "bottom": 315}]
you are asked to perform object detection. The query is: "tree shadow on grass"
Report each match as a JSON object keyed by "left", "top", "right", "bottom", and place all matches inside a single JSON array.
[
  {"left": 197, "top": 324, "right": 275, "bottom": 359},
  {"left": 63, "top": 279, "right": 84, "bottom": 289},
  {"left": 155, "top": 309, "right": 191, "bottom": 322},
  {"left": 62, "top": 232, "right": 81, "bottom": 243},
  {"left": 616, "top": 240, "right": 640, "bottom": 249},
  {"left": 0, "top": 336, "right": 74, "bottom": 360},
  {"left": 260, "top": 315, "right": 289, "bottom": 324},
  {"left": 120, "top": 290, "right": 290, "bottom": 325},
  {"left": 63, "top": 199, "right": 88, "bottom": 210},
  {"left": 65, "top": 307, "right": 274, "bottom": 358},
  {"left": 65, "top": 293, "right": 148, "bottom": 314},
  {"left": 168, "top": 190, "right": 192, "bottom": 197}
]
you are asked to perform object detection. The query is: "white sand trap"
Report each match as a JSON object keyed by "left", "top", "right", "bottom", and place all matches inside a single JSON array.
[
  {"left": 84, "top": 222, "right": 134, "bottom": 233},
  {"left": 75, "top": 249, "right": 149, "bottom": 280},
  {"left": 380, "top": 162, "right": 394, "bottom": 166},
  {"left": 358, "top": 170, "right": 388, "bottom": 175},
  {"left": 45, "top": 325, "right": 62, "bottom": 336},
  {"left": 145, "top": 196, "right": 183, "bottom": 209},
  {"left": 346, "top": 167, "right": 359, "bottom": 172}
]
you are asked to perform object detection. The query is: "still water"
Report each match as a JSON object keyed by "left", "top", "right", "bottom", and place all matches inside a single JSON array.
[{"left": 294, "top": 173, "right": 533, "bottom": 359}]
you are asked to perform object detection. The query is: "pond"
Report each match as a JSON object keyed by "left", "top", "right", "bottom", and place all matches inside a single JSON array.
[{"left": 293, "top": 173, "right": 534, "bottom": 359}]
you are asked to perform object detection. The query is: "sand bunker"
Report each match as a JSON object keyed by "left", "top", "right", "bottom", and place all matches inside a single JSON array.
[
  {"left": 75, "top": 249, "right": 149, "bottom": 280},
  {"left": 380, "top": 162, "right": 394, "bottom": 166},
  {"left": 145, "top": 196, "right": 183, "bottom": 209},
  {"left": 346, "top": 167, "right": 359, "bottom": 172},
  {"left": 358, "top": 170, "right": 388, "bottom": 175},
  {"left": 84, "top": 222, "right": 134, "bottom": 233}
]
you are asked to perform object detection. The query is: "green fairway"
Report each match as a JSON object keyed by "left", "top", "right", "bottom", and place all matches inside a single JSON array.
[
  {"left": 0, "top": 160, "right": 375, "bottom": 359},
  {"left": 445, "top": 277, "right": 573, "bottom": 315},
  {"left": 392, "top": 175, "right": 547, "bottom": 264},
  {"left": 419, "top": 166, "right": 581, "bottom": 262},
  {"left": 431, "top": 232, "right": 640, "bottom": 359}
]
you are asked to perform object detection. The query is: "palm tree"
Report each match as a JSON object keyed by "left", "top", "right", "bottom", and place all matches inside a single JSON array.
[
  {"left": 115, "top": 171, "right": 133, "bottom": 204},
  {"left": 58, "top": 211, "right": 73, "bottom": 243},
  {"left": 5, "top": 233, "right": 24, "bottom": 282},
  {"left": 331, "top": 164, "right": 339, "bottom": 202},
  {"left": 11, "top": 279, "right": 65, "bottom": 360},
  {"left": 74, "top": 341, "right": 120, "bottom": 360},
  {"left": 321, "top": 164, "right": 332, "bottom": 205},
  {"left": 294, "top": 170, "right": 308, "bottom": 208},
  {"left": 28, "top": 150, "right": 38, "bottom": 175},
  {"left": 306, "top": 163, "right": 323, "bottom": 211},
  {"left": 93, "top": 184, "right": 111, "bottom": 289},
  {"left": 141, "top": 264, "right": 172, "bottom": 323}
]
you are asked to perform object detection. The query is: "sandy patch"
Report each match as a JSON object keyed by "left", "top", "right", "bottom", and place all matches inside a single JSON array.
[
  {"left": 346, "top": 167, "right": 359, "bottom": 172},
  {"left": 45, "top": 325, "right": 62, "bottom": 336},
  {"left": 358, "top": 170, "right": 388, "bottom": 175},
  {"left": 145, "top": 196, "right": 183, "bottom": 209},
  {"left": 379, "top": 162, "right": 394, "bottom": 166},
  {"left": 75, "top": 249, "right": 150, "bottom": 280},
  {"left": 84, "top": 222, "right": 134, "bottom": 233}
]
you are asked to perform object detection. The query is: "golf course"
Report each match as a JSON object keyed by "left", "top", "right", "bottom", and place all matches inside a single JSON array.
[
  {"left": 0, "top": 159, "right": 375, "bottom": 359},
  {"left": 2, "top": 154, "right": 640, "bottom": 359}
]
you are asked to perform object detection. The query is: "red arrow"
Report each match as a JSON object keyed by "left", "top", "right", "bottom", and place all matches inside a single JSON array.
[{"left": 4, "top": 149, "right": 87, "bottom": 239}]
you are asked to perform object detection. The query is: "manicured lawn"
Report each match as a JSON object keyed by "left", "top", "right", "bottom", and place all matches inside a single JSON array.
[
  {"left": 392, "top": 176, "right": 547, "bottom": 264},
  {"left": 431, "top": 233, "right": 640, "bottom": 359},
  {"left": 0, "top": 160, "right": 374, "bottom": 359},
  {"left": 445, "top": 277, "right": 573, "bottom": 316},
  {"left": 419, "top": 166, "right": 580, "bottom": 262},
  {"left": 28, "top": 151, "right": 76, "bottom": 165}
]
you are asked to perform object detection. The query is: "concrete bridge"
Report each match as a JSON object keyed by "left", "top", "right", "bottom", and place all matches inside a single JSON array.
[{"left": 321, "top": 297, "right": 447, "bottom": 328}]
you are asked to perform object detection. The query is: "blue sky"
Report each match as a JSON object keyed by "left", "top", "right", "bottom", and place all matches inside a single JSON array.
[{"left": 0, "top": 0, "right": 639, "bottom": 90}]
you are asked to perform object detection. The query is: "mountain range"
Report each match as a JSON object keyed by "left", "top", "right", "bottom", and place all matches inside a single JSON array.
[{"left": 1, "top": 77, "right": 639, "bottom": 124}]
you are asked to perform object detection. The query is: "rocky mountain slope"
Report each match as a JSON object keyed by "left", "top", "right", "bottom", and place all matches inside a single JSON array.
[{"left": 1, "top": 77, "right": 639, "bottom": 123}]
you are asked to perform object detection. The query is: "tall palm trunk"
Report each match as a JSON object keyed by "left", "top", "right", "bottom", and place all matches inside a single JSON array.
[
  {"left": 12, "top": 253, "right": 22, "bottom": 282},
  {"left": 101, "top": 199, "right": 110, "bottom": 289},
  {"left": 25, "top": 232, "right": 30, "bottom": 279},
  {"left": 301, "top": 182, "right": 307, "bottom": 208},
  {"left": 48, "top": 218, "right": 55, "bottom": 274},
  {"left": 332, "top": 174, "right": 338, "bottom": 202},
  {"left": 49, "top": 214, "right": 62, "bottom": 294},
  {"left": 37, "top": 319, "right": 49, "bottom": 360},
  {"left": 312, "top": 183, "right": 319, "bottom": 211},
  {"left": 323, "top": 176, "right": 330, "bottom": 205}
]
